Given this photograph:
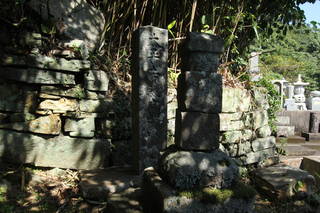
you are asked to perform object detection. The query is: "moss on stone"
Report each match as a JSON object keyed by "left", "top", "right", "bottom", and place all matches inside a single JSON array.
[{"left": 178, "top": 182, "right": 257, "bottom": 204}]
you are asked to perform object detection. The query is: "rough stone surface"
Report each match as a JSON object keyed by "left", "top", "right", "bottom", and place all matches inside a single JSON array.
[
  {"left": 28, "top": 0, "right": 105, "bottom": 51},
  {"left": 276, "top": 116, "right": 290, "bottom": 126},
  {"left": 251, "top": 110, "right": 269, "bottom": 130},
  {"left": 79, "top": 99, "right": 113, "bottom": 113},
  {"left": 310, "top": 112, "right": 320, "bottom": 133},
  {"left": 276, "top": 126, "right": 295, "bottom": 137},
  {"left": 84, "top": 70, "right": 109, "bottom": 91},
  {"left": 175, "top": 110, "right": 219, "bottom": 150},
  {"left": 222, "top": 87, "right": 251, "bottom": 113},
  {"left": 0, "top": 67, "right": 75, "bottom": 85},
  {"left": 251, "top": 136, "right": 276, "bottom": 152},
  {"left": 181, "top": 52, "right": 220, "bottom": 73},
  {"left": 219, "top": 113, "right": 245, "bottom": 131},
  {"left": 252, "top": 88, "right": 269, "bottom": 110},
  {"left": 178, "top": 72, "right": 222, "bottom": 113},
  {"left": 0, "top": 84, "right": 37, "bottom": 112},
  {"left": 220, "top": 129, "right": 254, "bottom": 144},
  {"left": 79, "top": 167, "right": 140, "bottom": 201},
  {"left": 159, "top": 150, "right": 239, "bottom": 190},
  {"left": 183, "top": 32, "right": 224, "bottom": 53},
  {"left": 38, "top": 98, "right": 78, "bottom": 113},
  {"left": 142, "top": 168, "right": 254, "bottom": 213},
  {"left": 228, "top": 141, "right": 252, "bottom": 157},
  {"left": 40, "top": 85, "right": 85, "bottom": 99},
  {"left": 64, "top": 117, "right": 95, "bottom": 138},
  {"left": 0, "top": 129, "right": 110, "bottom": 170},
  {"left": 0, "top": 114, "right": 61, "bottom": 135},
  {"left": 256, "top": 125, "right": 272, "bottom": 138},
  {"left": 300, "top": 156, "right": 320, "bottom": 186},
  {"left": 240, "top": 148, "right": 275, "bottom": 165},
  {"left": 253, "top": 164, "right": 316, "bottom": 199},
  {"left": 1, "top": 54, "right": 90, "bottom": 72},
  {"left": 132, "top": 26, "right": 168, "bottom": 172}
]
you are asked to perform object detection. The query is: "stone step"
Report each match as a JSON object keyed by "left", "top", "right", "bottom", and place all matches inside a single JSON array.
[
  {"left": 300, "top": 156, "right": 320, "bottom": 187},
  {"left": 282, "top": 145, "right": 317, "bottom": 156},
  {"left": 252, "top": 164, "right": 316, "bottom": 200},
  {"left": 302, "top": 132, "right": 320, "bottom": 141},
  {"left": 276, "top": 136, "right": 306, "bottom": 144},
  {"left": 79, "top": 167, "right": 140, "bottom": 201},
  {"left": 280, "top": 156, "right": 303, "bottom": 168}
]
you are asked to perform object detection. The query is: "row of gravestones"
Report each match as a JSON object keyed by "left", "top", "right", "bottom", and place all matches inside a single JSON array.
[{"left": 132, "top": 26, "right": 277, "bottom": 174}]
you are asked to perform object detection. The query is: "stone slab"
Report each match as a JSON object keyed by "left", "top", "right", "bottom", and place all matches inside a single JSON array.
[
  {"left": 175, "top": 110, "right": 219, "bottom": 150},
  {"left": 256, "top": 125, "right": 272, "bottom": 138},
  {"left": 0, "top": 67, "right": 75, "bottom": 85},
  {"left": 219, "top": 112, "right": 245, "bottom": 131},
  {"left": 220, "top": 129, "right": 254, "bottom": 144},
  {"left": 276, "top": 126, "right": 295, "bottom": 137},
  {"left": 132, "top": 26, "right": 168, "bottom": 173},
  {"left": 159, "top": 150, "right": 239, "bottom": 190},
  {"left": 221, "top": 87, "right": 252, "bottom": 113},
  {"left": 183, "top": 32, "right": 224, "bottom": 53},
  {"left": 142, "top": 167, "right": 255, "bottom": 213},
  {"left": 1, "top": 54, "right": 90, "bottom": 72},
  {"left": 181, "top": 52, "right": 220, "bottom": 73},
  {"left": 79, "top": 99, "right": 113, "bottom": 113},
  {"left": 275, "top": 116, "right": 290, "bottom": 126},
  {"left": 0, "top": 114, "right": 61, "bottom": 135},
  {"left": 277, "top": 110, "right": 311, "bottom": 135},
  {"left": 251, "top": 110, "right": 269, "bottom": 130},
  {"left": 40, "top": 85, "right": 85, "bottom": 99},
  {"left": 253, "top": 164, "right": 316, "bottom": 199},
  {"left": 84, "top": 70, "right": 109, "bottom": 91},
  {"left": 251, "top": 136, "right": 276, "bottom": 152},
  {"left": 280, "top": 156, "right": 303, "bottom": 168},
  {"left": 0, "top": 129, "right": 110, "bottom": 170},
  {"left": 303, "top": 132, "right": 320, "bottom": 141},
  {"left": 240, "top": 148, "right": 275, "bottom": 165},
  {"left": 177, "top": 71, "right": 222, "bottom": 113},
  {"left": 64, "top": 117, "right": 95, "bottom": 138},
  {"left": 79, "top": 167, "right": 140, "bottom": 201},
  {"left": 38, "top": 98, "right": 78, "bottom": 113},
  {"left": 0, "top": 84, "right": 37, "bottom": 113},
  {"left": 300, "top": 156, "right": 320, "bottom": 186},
  {"left": 283, "top": 145, "right": 316, "bottom": 156},
  {"left": 228, "top": 141, "right": 252, "bottom": 157}
]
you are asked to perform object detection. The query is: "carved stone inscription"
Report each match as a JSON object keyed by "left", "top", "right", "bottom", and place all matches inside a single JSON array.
[{"left": 132, "top": 26, "right": 168, "bottom": 173}]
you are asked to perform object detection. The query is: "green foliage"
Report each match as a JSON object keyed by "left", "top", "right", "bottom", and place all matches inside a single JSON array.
[
  {"left": 253, "top": 75, "right": 281, "bottom": 132},
  {"left": 251, "top": 23, "right": 320, "bottom": 91}
]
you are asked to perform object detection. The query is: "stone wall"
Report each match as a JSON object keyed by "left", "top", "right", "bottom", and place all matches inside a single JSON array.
[{"left": 0, "top": 40, "right": 133, "bottom": 170}]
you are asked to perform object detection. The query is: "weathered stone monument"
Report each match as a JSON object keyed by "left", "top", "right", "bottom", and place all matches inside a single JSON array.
[
  {"left": 248, "top": 52, "right": 261, "bottom": 81},
  {"left": 142, "top": 32, "right": 257, "bottom": 213},
  {"left": 132, "top": 26, "right": 168, "bottom": 173}
]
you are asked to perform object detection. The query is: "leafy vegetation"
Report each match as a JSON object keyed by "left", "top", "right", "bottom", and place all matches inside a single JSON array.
[{"left": 251, "top": 22, "right": 320, "bottom": 91}]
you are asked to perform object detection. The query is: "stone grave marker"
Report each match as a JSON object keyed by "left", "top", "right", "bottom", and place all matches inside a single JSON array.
[{"left": 131, "top": 26, "right": 168, "bottom": 173}]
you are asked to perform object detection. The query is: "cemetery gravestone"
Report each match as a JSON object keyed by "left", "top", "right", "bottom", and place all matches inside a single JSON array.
[{"left": 132, "top": 26, "right": 168, "bottom": 173}]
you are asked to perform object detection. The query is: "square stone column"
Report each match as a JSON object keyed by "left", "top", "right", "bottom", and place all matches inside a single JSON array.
[{"left": 131, "top": 26, "right": 168, "bottom": 173}]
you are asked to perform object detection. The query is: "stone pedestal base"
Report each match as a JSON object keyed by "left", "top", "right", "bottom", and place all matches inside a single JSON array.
[
  {"left": 142, "top": 168, "right": 255, "bottom": 213},
  {"left": 302, "top": 132, "right": 320, "bottom": 141}
]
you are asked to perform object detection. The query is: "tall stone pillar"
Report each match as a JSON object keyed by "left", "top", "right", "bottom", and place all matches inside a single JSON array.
[{"left": 132, "top": 26, "right": 168, "bottom": 173}]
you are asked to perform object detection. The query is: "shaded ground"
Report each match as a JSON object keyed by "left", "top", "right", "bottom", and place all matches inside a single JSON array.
[{"left": 0, "top": 161, "right": 319, "bottom": 213}]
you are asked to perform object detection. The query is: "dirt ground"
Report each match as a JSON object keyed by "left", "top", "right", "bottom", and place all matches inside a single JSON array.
[{"left": 0, "top": 162, "right": 319, "bottom": 213}]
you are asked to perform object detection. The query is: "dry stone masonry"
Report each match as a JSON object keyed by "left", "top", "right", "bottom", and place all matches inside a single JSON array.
[{"left": 0, "top": 0, "right": 124, "bottom": 170}]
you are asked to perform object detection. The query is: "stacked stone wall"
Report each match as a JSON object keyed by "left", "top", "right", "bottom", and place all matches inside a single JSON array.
[{"left": 0, "top": 35, "right": 132, "bottom": 170}]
